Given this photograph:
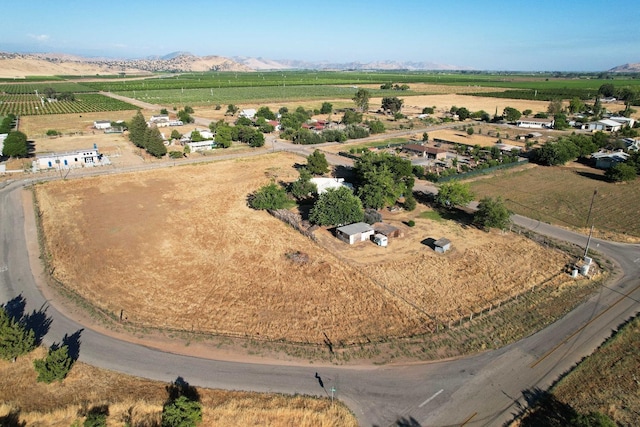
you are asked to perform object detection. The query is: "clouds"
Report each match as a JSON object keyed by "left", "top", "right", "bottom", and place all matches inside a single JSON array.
[{"left": 28, "top": 34, "right": 50, "bottom": 42}]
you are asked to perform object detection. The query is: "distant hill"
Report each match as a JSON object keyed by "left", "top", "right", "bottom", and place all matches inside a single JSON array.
[
  {"left": 0, "top": 51, "right": 470, "bottom": 78},
  {"left": 608, "top": 63, "right": 640, "bottom": 73}
]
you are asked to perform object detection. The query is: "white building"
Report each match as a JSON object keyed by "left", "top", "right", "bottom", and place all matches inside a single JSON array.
[
  {"left": 186, "top": 140, "right": 215, "bottom": 152},
  {"left": 310, "top": 177, "right": 353, "bottom": 194},
  {"left": 93, "top": 120, "right": 111, "bottom": 130},
  {"left": 34, "top": 147, "right": 110, "bottom": 171},
  {"left": 583, "top": 119, "right": 623, "bottom": 132},
  {"left": 515, "top": 117, "right": 555, "bottom": 129},
  {"left": 0, "top": 133, "right": 7, "bottom": 155},
  {"left": 239, "top": 109, "right": 256, "bottom": 119}
]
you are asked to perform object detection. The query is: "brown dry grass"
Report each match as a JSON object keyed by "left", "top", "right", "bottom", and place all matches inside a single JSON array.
[
  {"left": 0, "top": 348, "right": 355, "bottom": 426},
  {"left": 34, "top": 152, "right": 573, "bottom": 346}
]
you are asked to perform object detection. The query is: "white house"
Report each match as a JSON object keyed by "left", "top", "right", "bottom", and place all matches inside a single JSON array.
[
  {"left": 0, "top": 133, "right": 7, "bottom": 155},
  {"left": 336, "top": 222, "right": 375, "bottom": 245},
  {"left": 186, "top": 140, "right": 215, "bottom": 152},
  {"left": 34, "top": 148, "right": 110, "bottom": 171},
  {"left": 149, "top": 114, "right": 169, "bottom": 123},
  {"left": 515, "top": 117, "right": 555, "bottom": 129},
  {"left": 310, "top": 177, "right": 353, "bottom": 194},
  {"left": 93, "top": 120, "right": 111, "bottom": 130},
  {"left": 239, "top": 109, "right": 256, "bottom": 119},
  {"left": 584, "top": 119, "right": 622, "bottom": 132}
]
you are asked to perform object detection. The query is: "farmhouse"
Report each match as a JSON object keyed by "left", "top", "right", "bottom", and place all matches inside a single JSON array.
[
  {"left": 34, "top": 147, "right": 110, "bottom": 171},
  {"left": 186, "top": 140, "right": 215, "bottom": 152},
  {"left": 515, "top": 117, "right": 555, "bottom": 129},
  {"left": 591, "top": 151, "right": 629, "bottom": 169},
  {"left": 403, "top": 143, "right": 447, "bottom": 160},
  {"left": 583, "top": 119, "right": 622, "bottom": 132},
  {"left": 310, "top": 177, "right": 353, "bottom": 194},
  {"left": 239, "top": 109, "right": 256, "bottom": 119},
  {"left": 336, "top": 222, "right": 375, "bottom": 245},
  {"left": 93, "top": 120, "right": 111, "bottom": 130},
  {"left": 149, "top": 114, "right": 169, "bottom": 123}
]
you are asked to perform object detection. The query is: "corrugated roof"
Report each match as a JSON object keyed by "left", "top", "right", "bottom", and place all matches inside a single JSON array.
[{"left": 337, "top": 222, "right": 373, "bottom": 235}]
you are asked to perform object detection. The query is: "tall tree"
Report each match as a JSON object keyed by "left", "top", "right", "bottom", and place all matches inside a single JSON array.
[
  {"left": 435, "top": 181, "right": 474, "bottom": 209},
  {"left": 352, "top": 88, "right": 371, "bottom": 112},
  {"left": 306, "top": 149, "right": 329, "bottom": 175},
  {"left": 33, "top": 344, "right": 74, "bottom": 383},
  {"left": 503, "top": 107, "right": 522, "bottom": 122},
  {"left": 145, "top": 127, "right": 167, "bottom": 158},
  {"left": 162, "top": 395, "right": 202, "bottom": 427},
  {"left": 289, "top": 168, "right": 317, "bottom": 200},
  {"left": 474, "top": 197, "right": 511, "bottom": 230},
  {"left": 0, "top": 307, "right": 35, "bottom": 360},
  {"left": 249, "top": 182, "right": 291, "bottom": 210},
  {"left": 598, "top": 83, "right": 615, "bottom": 97},
  {"left": 547, "top": 99, "right": 563, "bottom": 115},
  {"left": 381, "top": 97, "right": 404, "bottom": 114},
  {"left": 309, "top": 186, "right": 364, "bottom": 226},
  {"left": 1, "top": 131, "right": 28, "bottom": 158},
  {"left": 128, "top": 111, "right": 148, "bottom": 148},
  {"left": 320, "top": 102, "right": 333, "bottom": 114}
]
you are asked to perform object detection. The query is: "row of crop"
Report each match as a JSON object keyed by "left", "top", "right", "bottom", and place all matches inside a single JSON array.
[
  {"left": 0, "top": 82, "right": 95, "bottom": 94},
  {"left": 468, "top": 88, "right": 599, "bottom": 101},
  {"left": 0, "top": 94, "right": 137, "bottom": 116}
]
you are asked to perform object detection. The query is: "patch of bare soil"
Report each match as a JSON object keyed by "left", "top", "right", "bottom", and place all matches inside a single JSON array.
[{"left": 35, "top": 153, "right": 571, "bottom": 345}]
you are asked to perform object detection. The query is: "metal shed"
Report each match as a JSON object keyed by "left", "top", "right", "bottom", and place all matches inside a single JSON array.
[
  {"left": 434, "top": 238, "right": 451, "bottom": 253},
  {"left": 336, "top": 222, "right": 375, "bottom": 245}
]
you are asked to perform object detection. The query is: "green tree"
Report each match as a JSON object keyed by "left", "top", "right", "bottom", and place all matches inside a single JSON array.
[
  {"left": 0, "top": 307, "right": 35, "bottom": 361},
  {"left": 170, "top": 129, "right": 182, "bottom": 140},
  {"left": 289, "top": 168, "right": 317, "bottom": 200},
  {"left": 256, "top": 106, "right": 276, "bottom": 120},
  {"left": 33, "top": 344, "right": 74, "bottom": 383},
  {"left": 474, "top": 196, "right": 511, "bottom": 230},
  {"left": 128, "top": 111, "right": 148, "bottom": 148},
  {"left": 605, "top": 162, "right": 637, "bottom": 182},
  {"left": 183, "top": 106, "right": 194, "bottom": 114},
  {"left": 309, "top": 186, "right": 364, "bottom": 226},
  {"left": 503, "top": 107, "right": 522, "bottom": 122},
  {"left": 306, "top": 149, "right": 329, "bottom": 175},
  {"left": 145, "top": 127, "right": 167, "bottom": 158},
  {"left": 522, "top": 109, "right": 532, "bottom": 116},
  {"left": 214, "top": 124, "right": 232, "bottom": 148},
  {"left": 466, "top": 127, "right": 474, "bottom": 136},
  {"left": 598, "top": 83, "right": 615, "bottom": 97},
  {"left": 352, "top": 88, "right": 371, "bottom": 112},
  {"left": 367, "top": 119, "right": 385, "bottom": 134},
  {"left": 456, "top": 107, "right": 470, "bottom": 121},
  {"left": 160, "top": 108, "right": 169, "bottom": 115},
  {"left": 547, "top": 99, "right": 564, "bottom": 115},
  {"left": 592, "top": 96, "right": 603, "bottom": 118},
  {"left": 381, "top": 97, "right": 404, "bottom": 114},
  {"left": 225, "top": 104, "right": 239, "bottom": 116},
  {"left": 162, "top": 395, "right": 202, "bottom": 427},
  {"left": 554, "top": 113, "right": 570, "bottom": 130},
  {"left": 1, "top": 131, "right": 28, "bottom": 158},
  {"left": 320, "top": 102, "right": 333, "bottom": 114},
  {"left": 190, "top": 130, "right": 204, "bottom": 142},
  {"left": 435, "top": 181, "right": 474, "bottom": 209},
  {"left": 568, "top": 97, "right": 585, "bottom": 114},
  {"left": 177, "top": 110, "right": 193, "bottom": 124},
  {"left": 249, "top": 182, "right": 291, "bottom": 210},
  {"left": 342, "top": 110, "right": 363, "bottom": 125}
]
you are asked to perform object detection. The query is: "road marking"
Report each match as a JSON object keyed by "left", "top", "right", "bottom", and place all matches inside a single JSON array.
[
  {"left": 531, "top": 281, "right": 640, "bottom": 369},
  {"left": 418, "top": 389, "right": 443, "bottom": 408},
  {"left": 0, "top": 266, "right": 7, "bottom": 273},
  {"left": 634, "top": 258, "right": 640, "bottom": 263}
]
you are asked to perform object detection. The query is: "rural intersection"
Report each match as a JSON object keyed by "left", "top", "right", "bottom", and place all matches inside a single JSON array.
[{"left": 1, "top": 135, "right": 639, "bottom": 426}]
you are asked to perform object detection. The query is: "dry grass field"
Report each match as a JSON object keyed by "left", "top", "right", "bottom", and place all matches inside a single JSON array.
[
  {"left": 0, "top": 347, "right": 356, "bottom": 426},
  {"left": 35, "top": 152, "right": 573, "bottom": 347},
  {"left": 468, "top": 164, "right": 640, "bottom": 241}
]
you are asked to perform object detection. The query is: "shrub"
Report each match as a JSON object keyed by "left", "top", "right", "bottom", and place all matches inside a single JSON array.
[
  {"left": 407, "top": 220, "right": 415, "bottom": 227},
  {"left": 169, "top": 151, "right": 183, "bottom": 159},
  {"left": 33, "top": 344, "right": 73, "bottom": 383}
]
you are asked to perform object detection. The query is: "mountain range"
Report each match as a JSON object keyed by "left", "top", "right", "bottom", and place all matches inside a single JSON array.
[{"left": 0, "top": 51, "right": 638, "bottom": 78}]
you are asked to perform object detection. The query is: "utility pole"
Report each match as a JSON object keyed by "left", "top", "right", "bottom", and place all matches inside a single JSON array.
[{"left": 585, "top": 189, "right": 597, "bottom": 228}]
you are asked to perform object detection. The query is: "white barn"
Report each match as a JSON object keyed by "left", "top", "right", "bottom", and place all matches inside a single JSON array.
[
  {"left": 336, "top": 222, "right": 375, "bottom": 245},
  {"left": 93, "top": 120, "right": 111, "bottom": 130},
  {"left": 34, "top": 148, "right": 110, "bottom": 171}
]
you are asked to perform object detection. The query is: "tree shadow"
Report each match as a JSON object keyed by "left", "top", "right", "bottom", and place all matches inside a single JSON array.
[
  {"left": 575, "top": 170, "right": 610, "bottom": 182},
  {"left": 333, "top": 165, "right": 356, "bottom": 181},
  {"left": 394, "top": 416, "right": 423, "bottom": 426},
  {"left": 2, "top": 294, "right": 26, "bottom": 322},
  {"left": 516, "top": 387, "right": 577, "bottom": 427},
  {"left": 165, "top": 376, "right": 200, "bottom": 404},
  {"left": 78, "top": 403, "right": 109, "bottom": 421},
  {"left": 0, "top": 410, "right": 26, "bottom": 427},
  {"left": 62, "top": 329, "right": 83, "bottom": 361},
  {"left": 2, "top": 296, "right": 53, "bottom": 346},
  {"left": 436, "top": 207, "right": 474, "bottom": 225}
]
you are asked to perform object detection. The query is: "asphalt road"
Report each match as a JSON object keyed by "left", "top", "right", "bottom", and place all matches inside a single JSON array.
[{"left": 2, "top": 148, "right": 640, "bottom": 426}]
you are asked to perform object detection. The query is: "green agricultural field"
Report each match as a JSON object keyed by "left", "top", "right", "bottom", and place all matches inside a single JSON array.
[
  {"left": 468, "top": 166, "right": 640, "bottom": 239},
  {"left": 113, "top": 85, "right": 388, "bottom": 106},
  {"left": 0, "top": 82, "right": 95, "bottom": 94},
  {"left": 0, "top": 93, "right": 138, "bottom": 116}
]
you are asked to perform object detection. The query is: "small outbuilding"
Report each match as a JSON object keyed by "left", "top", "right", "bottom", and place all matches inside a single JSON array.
[
  {"left": 93, "top": 120, "right": 111, "bottom": 130},
  {"left": 373, "top": 223, "right": 402, "bottom": 238},
  {"left": 434, "top": 238, "right": 451, "bottom": 253},
  {"left": 372, "top": 233, "right": 388, "bottom": 247},
  {"left": 336, "top": 222, "right": 375, "bottom": 245}
]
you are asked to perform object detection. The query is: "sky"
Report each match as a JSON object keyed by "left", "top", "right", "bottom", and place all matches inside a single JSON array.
[{"left": 1, "top": 0, "right": 639, "bottom": 71}]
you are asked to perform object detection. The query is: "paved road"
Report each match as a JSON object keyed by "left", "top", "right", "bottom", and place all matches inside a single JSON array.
[{"left": 2, "top": 112, "right": 640, "bottom": 425}]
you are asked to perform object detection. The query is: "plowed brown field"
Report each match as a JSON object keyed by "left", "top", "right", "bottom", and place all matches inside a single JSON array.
[{"left": 35, "top": 152, "right": 572, "bottom": 345}]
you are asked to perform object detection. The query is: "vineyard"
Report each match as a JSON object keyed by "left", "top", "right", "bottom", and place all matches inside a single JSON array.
[
  {"left": 0, "top": 82, "right": 95, "bottom": 94},
  {"left": 0, "top": 93, "right": 138, "bottom": 116}
]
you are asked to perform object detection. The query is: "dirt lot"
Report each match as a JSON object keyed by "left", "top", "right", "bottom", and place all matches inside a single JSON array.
[{"left": 35, "top": 152, "right": 572, "bottom": 345}]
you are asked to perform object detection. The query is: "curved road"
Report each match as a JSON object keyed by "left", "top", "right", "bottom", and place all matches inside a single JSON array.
[{"left": 2, "top": 159, "right": 640, "bottom": 426}]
